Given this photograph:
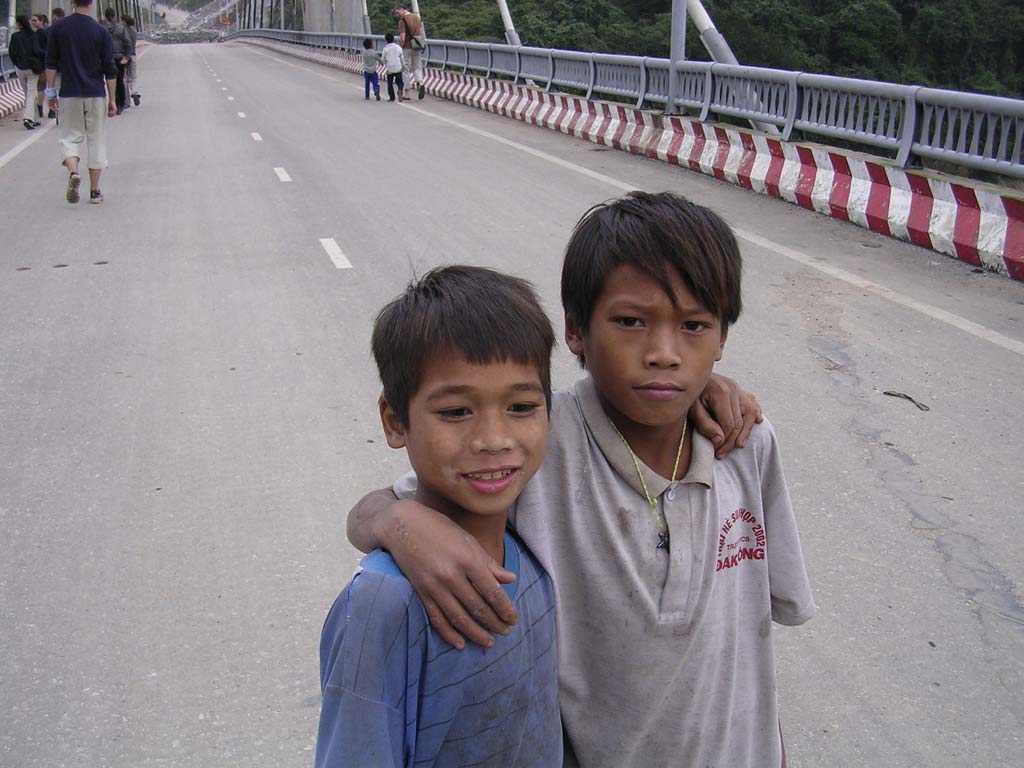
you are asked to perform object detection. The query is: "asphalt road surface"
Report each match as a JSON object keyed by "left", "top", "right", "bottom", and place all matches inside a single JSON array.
[{"left": 1, "top": 41, "right": 1022, "bottom": 767}]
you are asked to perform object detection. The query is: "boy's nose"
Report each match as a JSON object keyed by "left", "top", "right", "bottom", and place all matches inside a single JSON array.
[
  {"left": 643, "top": 329, "right": 682, "bottom": 369},
  {"left": 469, "top": 415, "right": 514, "bottom": 453}
]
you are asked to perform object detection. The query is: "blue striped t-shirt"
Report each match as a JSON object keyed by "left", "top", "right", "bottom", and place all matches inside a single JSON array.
[{"left": 316, "top": 531, "right": 561, "bottom": 767}]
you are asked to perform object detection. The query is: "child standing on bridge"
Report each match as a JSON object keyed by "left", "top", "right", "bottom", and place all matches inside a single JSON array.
[
  {"left": 381, "top": 33, "right": 405, "bottom": 102},
  {"left": 347, "top": 191, "right": 816, "bottom": 767},
  {"left": 316, "top": 267, "right": 561, "bottom": 766},
  {"left": 361, "top": 38, "right": 381, "bottom": 101}
]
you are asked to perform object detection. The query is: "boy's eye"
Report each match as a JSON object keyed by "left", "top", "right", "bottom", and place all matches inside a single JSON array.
[
  {"left": 509, "top": 402, "right": 541, "bottom": 415},
  {"left": 437, "top": 407, "right": 470, "bottom": 419},
  {"left": 615, "top": 317, "right": 643, "bottom": 328},
  {"left": 683, "top": 321, "right": 710, "bottom": 332}
]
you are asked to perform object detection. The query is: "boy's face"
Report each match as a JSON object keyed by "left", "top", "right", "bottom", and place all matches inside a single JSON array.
[
  {"left": 380, "top": 354, "right": 548, "bottom": 519},
  {"left": 565, "top": 263, "right": 727, "bottom": 432}
]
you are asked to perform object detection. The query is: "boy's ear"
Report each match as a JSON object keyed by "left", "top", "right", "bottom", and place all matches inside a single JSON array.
[
  {"left": 378, "top": 396, "right": 408, "bottom": 449},
  {"left": 564, "top": 312, "right": 586, "bottom": 358},
  {"left": 716, "top": 325, "right": 729, "bottom": 362}
]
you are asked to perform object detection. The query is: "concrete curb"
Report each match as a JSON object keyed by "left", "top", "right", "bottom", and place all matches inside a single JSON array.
[
  {"left": 241, "top": 39, "right": 1024, "bottom": 283},
  {"left": 0, "top": 76, "right": 27, "bottom": 120}
]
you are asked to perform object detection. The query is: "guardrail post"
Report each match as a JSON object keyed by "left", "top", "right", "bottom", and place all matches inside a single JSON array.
[
  {"left": 638, "top": 58, "right": 648, "bottom": 109},
  {"left": 548, "top": 50, "right": 556, "bottom": 93},
  {"left": 896, "top": 86, "right": 919, "bottom": 167},
  {"left": 782, "top": 72, "right": 798, "bottom": 141},
  {"left": 699, "top": 66, "right": 713, "bottom": 122},
  {"left": 513, "top": 48, "right": 521, "bottom": 85},
  {"left": 585, "top": 54, "right": 595, "bottom": 100},
  {"left": 486, "top": 45, "right": 493, "bottom": 78}
]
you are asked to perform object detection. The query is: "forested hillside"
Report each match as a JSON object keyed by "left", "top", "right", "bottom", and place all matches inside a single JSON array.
[{"left": 368, "top": 0, "right": 1023, "bottom": 96}]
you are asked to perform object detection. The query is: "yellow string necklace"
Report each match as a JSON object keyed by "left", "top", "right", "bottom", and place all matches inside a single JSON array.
[{"left": 608, "top": 416, "right": 687, "bottom": 550}]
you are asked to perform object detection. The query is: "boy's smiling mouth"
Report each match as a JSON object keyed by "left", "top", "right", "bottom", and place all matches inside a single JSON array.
[{"left": 463, "top": 467, "right": 519, "bottom": 494}]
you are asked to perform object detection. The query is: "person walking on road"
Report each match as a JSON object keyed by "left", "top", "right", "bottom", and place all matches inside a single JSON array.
[
  {"left": 30, "top": 15, "right": 51, "bottom": 121},
  {"left": 100, "top": 7, "right": 131, "bottom": 114},
  {"left": 44, "top": 0, "right": 117, "bottom": 205},
  {"left": 361, "top": 38, "right": 381, "bottom": 101},
  {"left": 393, "top": 5, "right": 426, "bottom": 101},
  {"left": 9, "top": 16, "right": 44, "bottom": 130},
  {"left": 381, "top": 33, "right": 405, "bottom": 102},
  {"left": 122, "top": 15, "right": 141, "bottom": 106}
]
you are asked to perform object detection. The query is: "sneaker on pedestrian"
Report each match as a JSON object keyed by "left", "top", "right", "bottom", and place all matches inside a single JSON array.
[
  {"left": 48, "top": 109, "right": 56, "bottom": 118},
  {"left": 132, "top": 94, "right": 140, "bottom": 106},
  {"left": 90, "top": 189, "right": 104, "bottom": 204},
  {"left": 376, "top": 92, "right": 381, "bottom": 101},
  {"left": 418, "top": 83, "right": 426, "bottom": 99},
  {"left": 23, "top": 118, "right": 36, "bottom": 130},
  {"left": 66, "top": 173, "right": 81, "bottom": 204},
  {"left": 32, "top": 119, "right": 41, "bottom": 127}
]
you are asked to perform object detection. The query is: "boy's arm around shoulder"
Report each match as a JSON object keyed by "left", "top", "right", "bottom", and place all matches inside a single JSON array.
[
  {"left": 345, "top": 480, "right": 520, "bottom": 650},
  {"left": 317, "top": 570, "right": 425, "bottom": 768},
  {"left": 748, "top": 419, "right": 817, "bottom": 627}
]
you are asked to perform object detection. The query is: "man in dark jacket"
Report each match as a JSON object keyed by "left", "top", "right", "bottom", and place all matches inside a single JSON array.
[
  {"left": 45, "top": 0, "right": 117, "bottom": 204},
  {"left": 101, "top": 7, "right": 131, "bottom": 114}
]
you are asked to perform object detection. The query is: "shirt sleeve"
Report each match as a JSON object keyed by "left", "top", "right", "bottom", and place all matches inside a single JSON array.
[
  {"left": 758, "top": 421, "right": 817, "bottom": 626},
  {"left": 101, "top": 29, "right": 116, "bottom": 79},
  {"left": 316, "top": 572, "right": 427, "bottom": 767},
  {"left": 44, "top": 29, "right": 59, "bottom": 69},
  {"left": 392, "top": 470, "right": 417, "bottom": 500}
]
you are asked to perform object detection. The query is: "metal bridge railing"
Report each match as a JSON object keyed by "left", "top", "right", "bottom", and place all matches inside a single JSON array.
[{"left": 227, "top": 29, "right": 1024, "bottom": 180}]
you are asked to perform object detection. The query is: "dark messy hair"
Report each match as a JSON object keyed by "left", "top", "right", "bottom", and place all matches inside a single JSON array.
[
  {"left": 15, "top": 14, "right": 30, "bottom": 30},
  {"left": 104, "top": 7, "right": 116, "bottom": 20},
  {"left": 385, "top": 32, "right": 395, "bottom": 43},
  {"left": 561, "top": 191, "right": 743, "bottom": 335},
  {"left": 362, "top": 38, "right": 373, "bottom": 49},
  {"left": 372, "top": 266, "right": 555, "bottom": 426}
]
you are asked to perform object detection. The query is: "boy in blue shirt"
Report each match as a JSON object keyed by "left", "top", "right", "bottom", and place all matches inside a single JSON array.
[
  {"left": 316, "top": 267, "right": 561, "bottom": 767},
  {"left": 347, "top": 192, "right": 814, "bottom": 766}
]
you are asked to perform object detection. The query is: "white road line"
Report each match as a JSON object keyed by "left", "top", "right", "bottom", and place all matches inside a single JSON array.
[
  {"left": 0, "top": 122, "right": 55, "bottom": 172},
  {"left": 250, "top": 132, "right": 263, "bottom": 142},
  {"left": 221, "top": 87, "right": 228, "bottom": 91},
  {"left": 227, "top": 96, "right": 235, "bottom": 101},
  {"left": 237, "top": 111, "right": 246, "bottom": 118},
  {"left": 242, "top": 46, "right": 1024, "bottom": 357},
  {"left": 274, "top": 167, "right": 292, "bottom": 182},
  {"left": 320, "top": 238, "right": 353, "bottom": 269}
]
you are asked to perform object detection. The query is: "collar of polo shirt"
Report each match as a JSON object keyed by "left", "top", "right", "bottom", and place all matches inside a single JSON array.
[{"left": 573, "top": 376, "right": 715, "bottom": 498}]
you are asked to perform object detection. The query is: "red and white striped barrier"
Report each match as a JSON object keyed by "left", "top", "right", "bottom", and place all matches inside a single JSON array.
[
  {"left": 0, "top": 76, "right": 27, "bottom": 120},
  {"left": 241, "top": 39, "right": 1024, "bottom": 282}
]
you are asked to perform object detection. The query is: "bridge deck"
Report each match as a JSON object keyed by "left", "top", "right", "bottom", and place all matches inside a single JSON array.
[{"left": 1, "top": 41, "right": 1022, "bottom": 767}]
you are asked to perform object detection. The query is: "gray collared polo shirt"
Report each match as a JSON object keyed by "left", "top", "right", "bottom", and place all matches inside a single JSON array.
[{"left": 397, "top": 376, "right": 815, "bottom": 767}]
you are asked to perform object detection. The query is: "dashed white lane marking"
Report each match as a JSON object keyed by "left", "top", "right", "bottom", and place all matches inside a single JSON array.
[
  {"left": 227, "top": 96, "right": 235, "bottom": 101},
  {"left": 239, "top": 45, "right": 1024, "bottom": 355},
  {"left": 251, "top": 132, "right": 263, "bottom": 142},
  {"left": 221, "top": 87, "right": 228, "bottom": 91},
  {"left": 0, "top": 122, "right": 55, "bottom": 172},
  {"left": 320, "top": 238, "right": 353, "bottom": 269},
  {"left": 237, "top": 112, "right": 246, "bottom": 118},
  {"left": 274, "top": 167, "right": 292, "bottom": 182}
]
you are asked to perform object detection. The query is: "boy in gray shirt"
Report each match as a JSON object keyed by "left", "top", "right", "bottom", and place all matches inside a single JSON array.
[
  {"left": 361, "top": 38, "right": 381, "bottom": 101},
  {"left": 348, "top": 192, "right": 814, "bottom": 767}
]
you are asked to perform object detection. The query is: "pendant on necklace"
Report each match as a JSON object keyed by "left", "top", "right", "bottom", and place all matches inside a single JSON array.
[{"left": 657, "top": 531, "right": 670, "bottom": 550}]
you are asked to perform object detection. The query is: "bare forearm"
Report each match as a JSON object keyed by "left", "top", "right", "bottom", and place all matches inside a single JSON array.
[
  {"left": 347, "top": 487, "right": 399, "bottom": 553},
  {"left": 106, "top": 79, "right": 116, "bottom": 102}
]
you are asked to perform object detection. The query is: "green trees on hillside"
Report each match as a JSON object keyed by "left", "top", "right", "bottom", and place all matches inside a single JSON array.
[{"left": 369, "top": 0, "right": 1023, "bottom": 96}]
